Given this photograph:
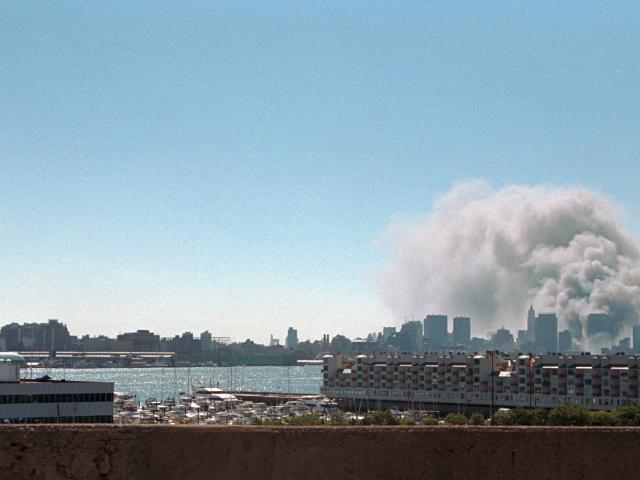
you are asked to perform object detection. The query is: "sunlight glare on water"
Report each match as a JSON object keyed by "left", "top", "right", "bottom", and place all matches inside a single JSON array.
[{"left": 27, "top": 365, "right": 322, "bottom": 402}]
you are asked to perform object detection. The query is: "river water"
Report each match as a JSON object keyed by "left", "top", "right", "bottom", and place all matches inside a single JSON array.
[{"left": 27, "top": 365, "right": 322, "bottom": 402}]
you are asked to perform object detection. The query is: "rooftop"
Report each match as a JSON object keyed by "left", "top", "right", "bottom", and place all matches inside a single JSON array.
[{"left": 0, "top": 352, "right": 25, "bottom": 365}]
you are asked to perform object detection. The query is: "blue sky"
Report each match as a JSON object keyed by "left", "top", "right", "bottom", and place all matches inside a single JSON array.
[{"left": 1, "top": 1, "right": 639, "bottom": 342}]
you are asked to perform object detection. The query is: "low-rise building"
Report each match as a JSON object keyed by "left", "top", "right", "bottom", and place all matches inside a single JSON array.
[{"left": 0, "top": 353, "right": 113, "bottom": 424}]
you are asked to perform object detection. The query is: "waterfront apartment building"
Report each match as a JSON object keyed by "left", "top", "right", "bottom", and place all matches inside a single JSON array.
[{"left": 322, "top": 351, "right": 640, "bottom": 412}]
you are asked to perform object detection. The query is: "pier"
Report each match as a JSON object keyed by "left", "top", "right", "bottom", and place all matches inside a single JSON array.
[
  {"left": 220, "top": 391, "right": 311, "bottom": 405},
  {"left": 18, "top": 351, "right": 176, "bottom": 368}
]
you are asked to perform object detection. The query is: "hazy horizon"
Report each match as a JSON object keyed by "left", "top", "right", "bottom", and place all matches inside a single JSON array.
[{"left": 1, "top": 2, "right": 639, "bottom": 344}]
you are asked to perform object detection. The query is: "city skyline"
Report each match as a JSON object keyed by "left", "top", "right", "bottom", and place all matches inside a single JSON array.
[
  {"left": 1, "top": 2, "right": 640, "bottom": 342},
  {"left": 4, "top": 304, "right": 638, "bottom": 358}
]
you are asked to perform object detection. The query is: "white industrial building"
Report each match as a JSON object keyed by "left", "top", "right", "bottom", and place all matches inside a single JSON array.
[{"left": 0, "top": 352, "right": 113, "bottom": 423}]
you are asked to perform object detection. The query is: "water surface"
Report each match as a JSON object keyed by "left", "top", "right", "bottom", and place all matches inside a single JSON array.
[{"left": 27, "top": 365, "right": 322, "bottom": 402}]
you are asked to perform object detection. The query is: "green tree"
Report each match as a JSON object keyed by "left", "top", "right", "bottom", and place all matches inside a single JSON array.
[
  {"left": 528, "top": 408, "right": 548, "bottom": 425},
  {"left": 468, "top": 412, "right": 485, "bottom": 425},
  {"left": 548, "top": 402, "right": 590, "bottom": 426},
  {"left": 589, "top": 410, "right": 615, "bottom": 426},
  {"left": 444, "top": 413, "right": 467, "bottom": 425},
  {"left": 399, "top": 416, "right": 416, "bottom": 426},
  {"left": 252, "top": 416, "right": 263, "bottom": 425},
  {"left": 420, "top": 416, "right": 439, "bottom": 426},
  {"left": 286, "top": 413, "right": 323, "bottom": 426},
  {"left": 612, "top": 404, "right": 640, "bottom": 426},
  {"left": 368, "top": 409, "right": 399, "bottom": 425},
  {"left": 491, "top": 409, "right": 515, "bottom": 425},
  {"left": 512, "top": 407, "right": 546, "bottom": 425},
  {"left": 328, "top": 411, "right": 348, "bottom": 425}
]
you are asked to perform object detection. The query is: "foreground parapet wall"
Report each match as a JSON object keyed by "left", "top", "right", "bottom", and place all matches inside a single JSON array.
[{"left": 1, "top": 425, "right": 638, "bottom": 480}]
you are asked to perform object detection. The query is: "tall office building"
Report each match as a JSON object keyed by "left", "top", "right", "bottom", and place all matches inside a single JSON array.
[
  {"left": 634, "top": 325, "right": 640, "bottom": 354},
  {"left": 452, "top": 317, "right": 471, "bottom": 347},
  {"left": 200, "top": 330, "right": 213, "bottom": 351},
  {"left": 424, "top": 315, "right": 448, "bottom": 347},
  {"left": 491, "top": 327, "right": 515, "bottom": 351},
  {"left": 534, "top": 313, "right": 558, "bottom": 353},
  {"left": 616, "top": 337, "right": 631, "bottom": 353},
  {"left": 398, "top": 321, "right": 424, "bottom": 352},
  {"left": 586, "top": 313, "right": 615, "bottom": 343},
  {"left": 558, "top": 330, "right": 572, "bottom": 353},
  {"left": 516, "top": 329, "right": 528, "bottom": 346},
  {"left": 382, "top": 327, "right": 397, "bottom": 343},
  {"left": 285, "top": 327, "right": 299, "bottom": 349}
]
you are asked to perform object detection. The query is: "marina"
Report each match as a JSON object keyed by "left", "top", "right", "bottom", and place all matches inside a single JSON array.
[{"left": 112, "top": 390, "right": 343, "bottom": 425}]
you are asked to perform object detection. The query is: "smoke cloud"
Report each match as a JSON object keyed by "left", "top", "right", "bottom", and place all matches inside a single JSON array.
[{"left": 377, "top": 181, "right": 640, "bottom": 349}]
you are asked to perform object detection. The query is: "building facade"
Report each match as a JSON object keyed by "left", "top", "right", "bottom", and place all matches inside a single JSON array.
[
  {"left": 286, "top": 327, "right": 299, "bottom": 349},
  {"left": 424, "top": 315, "right": 448, "bottom": 347},
  {"left": 1, "top": 320, "right": 71, "bottom": 352},
  {"left": 559, "top": 330, "right": 572, "bottom": 353},
  {"left": 633, "top": 325, "right": 640, "bottom": 354},
  {"left": 0, "top": 353, "right": 113, "bottom": 423},
  {"left": 397, "top": 321, "right": 423, "bottom": 352},
  {"left": 534, "top": 313, "right": 558, "bottom": 353},
  {"left": 452, "top": 317, "right": 471, "bottom": 347},
  {"left": 116, "top": 330, "right": 160, "bottom": 352},
  {"left": 322, "top": 351, "right": 640, "bottom": 412}
]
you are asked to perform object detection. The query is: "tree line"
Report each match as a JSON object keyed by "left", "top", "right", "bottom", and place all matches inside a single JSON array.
[{"left": 252, "top": 403, "right": 640, "bottom": 426}]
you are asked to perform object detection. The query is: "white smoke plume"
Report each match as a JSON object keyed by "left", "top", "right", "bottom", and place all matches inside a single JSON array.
[{"left": 377, "top": 181, "right": 640, "bottom": 349}]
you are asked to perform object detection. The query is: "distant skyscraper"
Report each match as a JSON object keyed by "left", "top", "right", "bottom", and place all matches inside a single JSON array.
[
  {"left": 322, "top": 333, "right": 330, "bottom": 352},
  {"left": 424, "top": 315, "right": 448, "bottom": 347},
  {"left": 382, "top": 327, "right": 397, "bottom": 343},
  {"left": 399, "top": 321, "right": 423, "bottom": 352},
  {"left": 491, "top": 327, "right": 514, "bottom": 351},
  {"left": 633, "top": 325, "right": 640, "bottom": 354},
  {"left": 558, "top": 330, "right": 572, "bottom": 353},
  {"left": 516, "top": 330, "right": 529, "bottom": 346},
  {"left": 616, "top": 337, "right": 631, "bottom": 353},
  {"left": 452, "top": 317, "right": 471, "bottom": 346},
  {"left": 200, "top": 330, "right": 213, "bottom": 351},
  {"left": 586, "top": 313, "right": 615, "bottom": 343},
  {"left": 534, "top": 313, "right": 558, "bottom": 353},
  {"left": 285, "top": 327, "right": 299, "bottom": 349},
  {"left": 527, "top": 305, "right": 536, "bottom": 342}
]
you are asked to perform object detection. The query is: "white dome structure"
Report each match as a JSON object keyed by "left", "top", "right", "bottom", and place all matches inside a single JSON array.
[{"left": 0, "top": 352, "right": 24, "bottom": 382}]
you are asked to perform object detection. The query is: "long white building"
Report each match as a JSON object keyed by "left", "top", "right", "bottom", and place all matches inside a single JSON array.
[
  {"left": 0, "top": 353, "right": 113, "bottom": 423},
  {"left": 322, "top": 351, "right": 640, "bottom": 411}
]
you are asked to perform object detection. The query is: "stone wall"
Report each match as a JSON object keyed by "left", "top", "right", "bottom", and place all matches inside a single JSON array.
[{"left": 0, "top": 425, "right": 637, "bottom": 479}]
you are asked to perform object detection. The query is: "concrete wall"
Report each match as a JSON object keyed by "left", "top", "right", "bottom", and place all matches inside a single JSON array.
[{"left": 1, "top": 425, "right": 639, "bottom": 479}]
